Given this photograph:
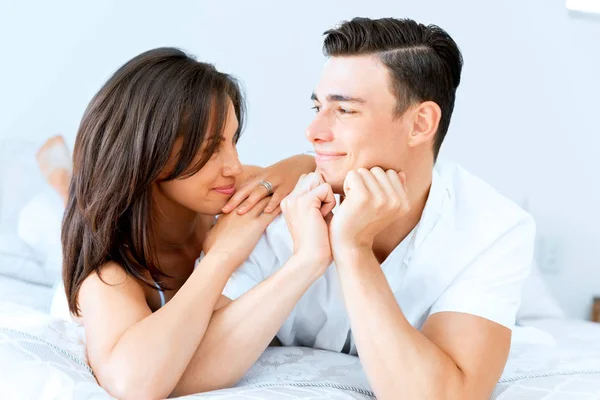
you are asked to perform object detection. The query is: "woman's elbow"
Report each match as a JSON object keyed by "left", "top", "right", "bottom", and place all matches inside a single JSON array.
[
  {"left": 171, "top": 374, "right": 238, "bottom": 397},
  {"left": 99, "top": 369, "right": 173, "bottom": 400}
]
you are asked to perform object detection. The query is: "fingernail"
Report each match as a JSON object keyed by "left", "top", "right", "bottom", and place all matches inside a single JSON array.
[{"left": 237, "top": 208, "right": 245, "bottom": 214}]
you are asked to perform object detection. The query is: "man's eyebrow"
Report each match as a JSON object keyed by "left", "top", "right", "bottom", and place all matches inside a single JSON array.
[{"left": 311, "top": 92, "right": 366, "bottom": 104}]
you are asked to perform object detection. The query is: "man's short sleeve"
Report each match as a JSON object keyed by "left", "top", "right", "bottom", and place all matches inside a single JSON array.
[
  {"left": 428, "top": 215, "right": 536, "bottom": 329},
  {"left": 221, "top": 233, "right": 280, "bottom": 301}
]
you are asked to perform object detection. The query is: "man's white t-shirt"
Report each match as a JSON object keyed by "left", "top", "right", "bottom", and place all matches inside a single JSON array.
[{"left": 222, "top": 160, "right": 536, "bottom": 355}]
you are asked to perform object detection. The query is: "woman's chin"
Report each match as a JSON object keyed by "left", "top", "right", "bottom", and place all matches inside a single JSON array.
[
  {"left": 188, "top": 199, "right": 230, "bottom": 216},
  {"left": 210, "top": 202, "right": 230, "bottom": 216}
]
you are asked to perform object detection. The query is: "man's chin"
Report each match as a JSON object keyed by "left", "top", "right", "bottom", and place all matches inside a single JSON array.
[{"left": 316, "top": 168, "right": 345, "bottom": 194}]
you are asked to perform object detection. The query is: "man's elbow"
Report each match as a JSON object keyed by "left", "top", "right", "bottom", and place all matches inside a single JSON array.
[{"left": 376, "top": 368, "right": 465, "bottom": 400}]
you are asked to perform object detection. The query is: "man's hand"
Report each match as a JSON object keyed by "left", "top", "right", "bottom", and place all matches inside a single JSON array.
[
  {"left": 280, "top": 172, "right": 335, "bottom": 272},
  {"left": 330, "top": 167, "right": 410, "bottom": 250}
]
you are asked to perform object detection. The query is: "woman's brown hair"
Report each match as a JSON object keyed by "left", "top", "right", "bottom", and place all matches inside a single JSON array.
[{"left": 62, "top": 47, "right": 245, "bottom": 315}]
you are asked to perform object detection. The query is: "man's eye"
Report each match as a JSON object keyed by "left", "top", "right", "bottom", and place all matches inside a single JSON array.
[{"left": 338, "top": 108, "right": 355, "bottom": 114}]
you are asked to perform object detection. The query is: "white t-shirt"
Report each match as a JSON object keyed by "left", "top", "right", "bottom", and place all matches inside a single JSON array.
[{"left": 222, "top": 160, "right": 536, "bottom": 355}]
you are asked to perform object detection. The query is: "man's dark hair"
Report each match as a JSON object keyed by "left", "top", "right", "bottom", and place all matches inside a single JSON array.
[{"left": 323, "top": 17, "right": 463, "bottom": 159}]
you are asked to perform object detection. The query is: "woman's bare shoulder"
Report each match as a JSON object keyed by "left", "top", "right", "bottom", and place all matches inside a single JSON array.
[{"left": 79, "top": 261, "right": 146, "bottom": 306}]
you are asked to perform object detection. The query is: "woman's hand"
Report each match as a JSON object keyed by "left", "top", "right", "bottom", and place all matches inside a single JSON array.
[
  {"left": 221, "top": 154, "right": 315, "bottom": 215},
  {"left": 204, "top": 197, "right": 281, "bottom": 267}
]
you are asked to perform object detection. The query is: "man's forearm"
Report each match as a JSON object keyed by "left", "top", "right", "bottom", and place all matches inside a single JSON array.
[
  {"left": 173, "top": 255, "right": 322, "bottom": 396},
  {"left": 335, "top": 246, "right": 464, "bottom": 400}
]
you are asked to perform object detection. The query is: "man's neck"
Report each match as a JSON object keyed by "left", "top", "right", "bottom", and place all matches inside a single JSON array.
[{"left": 372, "top": 159, "right": 434, "bottom": 264}]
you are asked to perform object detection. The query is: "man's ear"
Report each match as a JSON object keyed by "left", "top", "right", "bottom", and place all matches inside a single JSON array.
[{"left": 408, "top": 101, "right": 441, "bottom": 148}]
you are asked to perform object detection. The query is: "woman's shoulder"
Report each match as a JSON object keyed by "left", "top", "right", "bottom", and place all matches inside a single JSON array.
[
  {"left": 80, "top": 261, "right": 146, "bottom": 299},
  {"left": 77, "top": 261, "right": 153, "bottom": 323}
]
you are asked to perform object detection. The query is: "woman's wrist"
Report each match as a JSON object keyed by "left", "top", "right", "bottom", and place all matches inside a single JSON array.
[{"left": 200, "top": 249, "right": 244, "bottom": 273}]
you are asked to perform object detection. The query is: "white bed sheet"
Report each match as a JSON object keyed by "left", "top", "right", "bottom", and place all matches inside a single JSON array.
[
  {"left": 492, "top": 319, "right": 600, "bottom": 399},
  {"left": 1, "top": 296, "right": 600, "bottom": 400}
]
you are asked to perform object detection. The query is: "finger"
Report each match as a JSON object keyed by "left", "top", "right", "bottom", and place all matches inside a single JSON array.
[
  {"left": 356, "top": 168, "right": 385, "bottom": 199},
  {"left": 294, "top": 174, "right": 308, "bottom": 190},
  {"left": 343, "top": 170, "right": 368, "bottom": 199},
  {"left": 280, "top": 195, "right": 289, "bottom": 213},
  {"left": 387, "top": 170, "right": 410, "bottom": 211},
  {"left": 297, "top": 172, "right": 324, "bottom": 193},
  {"left": 324, "top": 211, "right": 334, "bottom": 226},
  {"left": 264, "top": 192, "right": 282, "bottom": 213},
  {"left": 258, "top": 205, "right": 282, "bottom": 224},
  {"left": 371, "top": 167, "right": 396, "bottom": 199},
  {"left": 222, "top": 183, "right": 252, "bottom": 213},
  {"left": 284, "top": 173, "right": 310, "bottom": 203},
  {"left": 386, "top": 170, "right": 406, "bottom": 196},
  {"left": 309, "top": 183, "right": 336, "bottom": 216},
  {"left": 399, "top": 171, "right": 407, "bottom": 188},
  {"left": 237, "top": 186, "right": 271, "bottom": 214},
  {"left": 247, "top": 196, "right": 273, "bottom": 217}
]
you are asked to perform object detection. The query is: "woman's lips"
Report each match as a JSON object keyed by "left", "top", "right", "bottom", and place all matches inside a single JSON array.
[{"left": 213, "top": 184, "right": 236, "bottom": 195}]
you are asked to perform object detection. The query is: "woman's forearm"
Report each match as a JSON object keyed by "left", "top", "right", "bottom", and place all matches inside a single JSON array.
[
  {"left": 172, "top": 255, "right": 322, "bottom": 396},
  {"left": 97, "top": 252, "right": 238, "bottom": 400}
]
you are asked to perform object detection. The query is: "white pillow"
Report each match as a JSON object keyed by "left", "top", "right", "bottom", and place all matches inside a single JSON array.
[
  {"left": 0, "top": 139, "right": 47, "bottom": 234},
  {"left": 17, "top": 190, "right": 63, "bottom": 258},
  {"left": 16, "top": 190, "right": 64, "bottom": 286},
  {"left": 50, "top": 280, "right": 73, "bottom": 322},
  {"left": 0, "top": 138, "right": 64, "bottom": 287},
  {"left": 0, "top": 233, "right": 49, "bottom": 285},
  {"left": 0, "top": 274, "right": 53, "bottom": 312},
  {"left": 516, "top": 262, "right": 565, "bottom": 321}
]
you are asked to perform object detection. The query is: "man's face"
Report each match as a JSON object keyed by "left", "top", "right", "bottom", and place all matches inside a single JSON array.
[{"left": 307, "top": 55, "right": 411, "bottom": 193}]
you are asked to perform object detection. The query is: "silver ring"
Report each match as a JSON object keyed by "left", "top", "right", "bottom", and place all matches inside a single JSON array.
[{"left": 258, "top": 180, "right": 273, "bottom": 195}]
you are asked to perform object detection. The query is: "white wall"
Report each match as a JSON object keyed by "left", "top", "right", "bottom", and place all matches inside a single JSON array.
[{"left": 1, "top": 0, "right": 598, "bottom": 318}]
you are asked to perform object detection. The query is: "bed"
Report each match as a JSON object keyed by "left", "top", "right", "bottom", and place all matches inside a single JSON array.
[
  {"left": 0, "top": 275, "right": 599, "bottom": 400},
  {"left": 1, "top": 139, "right": 599, "bottom": 399}
]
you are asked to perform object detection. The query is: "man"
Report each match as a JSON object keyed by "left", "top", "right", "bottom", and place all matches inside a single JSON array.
[{"left": 180, "top": 17, "right": 535, "bottom": 399}]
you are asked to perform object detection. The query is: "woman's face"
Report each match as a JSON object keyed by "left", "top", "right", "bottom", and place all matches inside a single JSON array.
[{"left": 156, "top": 101, "right": 243, "bottom": 216}]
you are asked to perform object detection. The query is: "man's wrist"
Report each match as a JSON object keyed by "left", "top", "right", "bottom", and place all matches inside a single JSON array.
[
  {"left": 289, "top": 252, "right": 331, "bottom": 280},
  {"left": 332, "top": 240, "right": 374, "bottom": 265},
  {"left": 330, "top": 228, "right": 374, "bottom": 249}
]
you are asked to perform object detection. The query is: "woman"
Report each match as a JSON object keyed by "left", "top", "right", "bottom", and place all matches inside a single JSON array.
[{"left": 60, "top": 47, "right": 314, "bottom": 399}]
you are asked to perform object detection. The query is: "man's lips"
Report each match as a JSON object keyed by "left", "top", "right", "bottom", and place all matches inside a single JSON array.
[
  {"left": 213, "top": 184, "right": 236, "bottom": 195},
  {"left": 315, "top": 152, "right": 346, "bottom": 162}
]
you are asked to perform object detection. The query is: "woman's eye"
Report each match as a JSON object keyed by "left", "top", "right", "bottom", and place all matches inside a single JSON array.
[
  {"left": 338, "top": 108, "right": 354, "bottom": 114},
  {"left": 311, "top": 106, "right": 320, "bottom": 113},
  {"left": 209, "top": 137, "right": 225, "bottom": 156}
]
